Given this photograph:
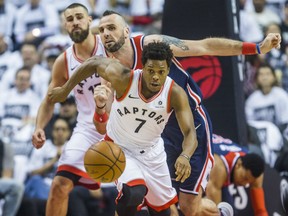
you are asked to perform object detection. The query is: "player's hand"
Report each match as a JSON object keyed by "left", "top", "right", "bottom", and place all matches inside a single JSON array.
[
  {"left": 260, "top": 33, "right": 281, "bottom": 54},
  {"left": 174, "top": 155, "right": 191, "bottom": 183},
  {"left": 32, "top": 128, "right": 46, "bottom": 149},
  {"left": 94, "top": 82, "right": 112, "bottom": 109},
  {"left": 48, "top": 87, "right": 68, "bottom": 103}
]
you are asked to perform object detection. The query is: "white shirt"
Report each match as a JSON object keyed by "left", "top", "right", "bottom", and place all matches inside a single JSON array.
[
  {"left": 245, "top": 86, "right": 288, "bottom": 126},
  {"left": 107, "top": 69, "right": 173, "bottom": 149}
]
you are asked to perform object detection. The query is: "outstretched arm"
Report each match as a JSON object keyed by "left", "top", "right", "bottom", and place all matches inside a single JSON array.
[
  {"left": 48, "top": 56, "right": 130, "bottom": 103},
  {"left": 170, "top": 83, "right": 197, "bottom": 183},
  {"left": 145, "top": 33, "right": 281, "bottom": 57}
]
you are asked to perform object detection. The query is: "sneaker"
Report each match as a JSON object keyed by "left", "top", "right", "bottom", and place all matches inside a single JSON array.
[{"left": 217, "top": 202, "right": 234, "bottom": 216}]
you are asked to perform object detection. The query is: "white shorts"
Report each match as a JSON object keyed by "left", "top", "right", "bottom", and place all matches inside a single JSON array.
[
  {"left": 116, "top": 142, "right": 178, "bottom": 211},
  {"left": 57, "top": 126, "right": 104, "bottom": 189}
]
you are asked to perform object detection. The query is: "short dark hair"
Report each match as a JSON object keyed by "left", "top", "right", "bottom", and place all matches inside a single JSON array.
[
  {"left": 65, "top": 3, "right": 88, "bottom": 13},
  {"left": 241, "top": 153, "right": 265, "bottom": 178},
  {"left": 102, "top": 10, "right": 122, "bottom": 17},
  {"left": 255, "top": 62, "right": 278, "bottom": 88},
  {"left": 15, "top": 66, "right": 31, "bottom": 78},
  {"left": 141, "top": 42, "right": 173, "bottom": 67}
]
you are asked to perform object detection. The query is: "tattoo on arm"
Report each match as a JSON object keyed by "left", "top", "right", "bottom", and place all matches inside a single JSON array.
[{"left": 162, "top": 35, "right": 189, "bottom": 51}]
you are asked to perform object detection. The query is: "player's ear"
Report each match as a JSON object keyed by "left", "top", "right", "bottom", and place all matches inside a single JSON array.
[{"left": 124, "top": 26, "right": 130, "bottom": 38}]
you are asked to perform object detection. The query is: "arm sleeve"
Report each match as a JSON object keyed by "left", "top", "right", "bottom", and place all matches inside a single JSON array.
[{"left": 250, "top": 187, "right": 268, "bottom": 216}]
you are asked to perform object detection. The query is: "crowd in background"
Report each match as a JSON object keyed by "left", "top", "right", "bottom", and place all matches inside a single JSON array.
[{"left": 0, "top": 0, "right": 288, "bottom": 215}]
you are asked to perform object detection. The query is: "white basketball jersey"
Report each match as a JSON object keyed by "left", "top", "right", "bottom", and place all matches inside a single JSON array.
[
  {"left": 65, "top": 35, "right": 106, "bottom": 135},
  {"left": 106, "top": 69, "right": 174, "bottom": 149}
]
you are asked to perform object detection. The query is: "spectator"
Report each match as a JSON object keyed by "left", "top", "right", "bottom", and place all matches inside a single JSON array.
[
  {"left": 45, "top": 95, "right": 77, "bottom": 140},
  {"left": 13, "top": 0, "right": 60, "bottom": 48},
  {"left": 25, "top": 118, "right": 70, "bottom": 200},
  {"left": 251, "top": 0, "right": 281, "bottom": 31},
  {"left": 245, "top": 63, "right": 288, "bottom": 141},
  {"left": 0, "top": 42, "right": 51, "bottom": 99},
  {"left": 239, "top": 0, "right": 264, "bottom": 43},
  {"left": 0, "top": 0, "right": 17, "bottom": 45},
  {"left": 263, "top": 23, "right": 286, "bottom": 80},
  {"left": 117, "top": 0, "right": 164, "bottom": 35},
  {"left": 42, "top": 0, "right": 91, "bottom": 14},
  {"left": 0, "top": 34, "right": 22, "bottom": 85},
  {"left": 10, "top": 0, "right": 26, "bottom": 9},
  {"left": 0, "top": 140, "right": 24, "bottom": 216},
  {"left": 41, "top": 46, "right": 63, "bottom": 71},
  {"left": 247, "top": 120, "right": 284, "bottom": 167},
  {"left": 281, "top": 1, "right": 288, "bottom": 48},
  {"left": 0, "top": 66, "right": 41, "bottom": 182}
]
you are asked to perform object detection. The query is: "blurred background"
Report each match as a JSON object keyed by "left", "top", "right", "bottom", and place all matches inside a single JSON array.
[{"left": 0, "top": 0, "right": 288, "bottom": 215}]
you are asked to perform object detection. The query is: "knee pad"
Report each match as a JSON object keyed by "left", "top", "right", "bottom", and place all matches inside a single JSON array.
[{"left": 118, "top": 184, "right": 147, "bottom": 207}]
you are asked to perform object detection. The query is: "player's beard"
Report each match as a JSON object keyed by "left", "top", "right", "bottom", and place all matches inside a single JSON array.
[
  {"left": 105, "top": 32, "right": 125, "bottom": 53},
  {"left": 69, "top": 25, "right": 90, "bottom": 43}
]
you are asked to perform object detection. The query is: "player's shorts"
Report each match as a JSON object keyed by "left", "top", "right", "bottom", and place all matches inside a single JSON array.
[
  {"left": 115, "top": 140, "right": 178, "bottom": 211},
  {"left": 164, "top": 105, "right": 214, "bottom": 195},
  {"left": 57, "top": 126, "right": 104, "bottom": 189}
]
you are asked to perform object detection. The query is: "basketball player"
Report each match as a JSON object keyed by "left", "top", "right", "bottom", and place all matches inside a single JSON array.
[
  {"left": 207, "top": 134, "right": 268, "bottom": 216},
  {"left": 50, "top": 41, "right": 222, "bottom": 216},
  {"left": 47, "top": 10, "right": 281, "bottom": 216},
  {"left": 31, "top": 3, "right": 106, "bottom": 216},
  {"left": 96, "top": 11, "right": 281, "bottom": 216}
]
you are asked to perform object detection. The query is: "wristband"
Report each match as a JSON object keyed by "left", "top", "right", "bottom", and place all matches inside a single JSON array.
[
  {"left": 242, "top": 42, "right": 257, "bottom": 55},
  {"left": 180, "top": 153, "right": 190, "bottom": 161},
  {"left": 256, "top": 43, "right": 261, "bottom": 54},
  {"left": 93, "top": 112, "right": 108, "bottom": 123},
  {"left": 96, "top": 103, "right": 106, "bottom": 109}
]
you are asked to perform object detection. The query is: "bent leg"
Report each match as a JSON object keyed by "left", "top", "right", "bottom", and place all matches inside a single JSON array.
[
  {"left": 46, "top": 176, "right": 74, "bottom": 216},
  {"left": 116, "top": 184, "right": 147, "bottom": 216}
]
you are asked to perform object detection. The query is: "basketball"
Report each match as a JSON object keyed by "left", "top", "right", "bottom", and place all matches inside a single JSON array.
[{"left": 84, "top": 140, "right": 126, "bottom": 183}]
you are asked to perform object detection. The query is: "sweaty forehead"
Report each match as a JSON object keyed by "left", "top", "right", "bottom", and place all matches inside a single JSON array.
[{"left": 146, "top": 59, "right": 168, "bottom": 68}]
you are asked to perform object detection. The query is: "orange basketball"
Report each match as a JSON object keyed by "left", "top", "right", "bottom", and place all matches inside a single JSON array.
[{"left": 84, "top": 140, "right": 126, "bottom": 183}]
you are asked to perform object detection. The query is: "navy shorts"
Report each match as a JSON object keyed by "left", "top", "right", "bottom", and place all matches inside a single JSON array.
[{"left": 163, "top": 106, "right": 214, "bottom": 194}]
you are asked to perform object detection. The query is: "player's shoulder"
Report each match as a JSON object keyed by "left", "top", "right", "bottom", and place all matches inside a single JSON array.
[{"left": 53, "top": 52, "right": 66, "bottom": 67}]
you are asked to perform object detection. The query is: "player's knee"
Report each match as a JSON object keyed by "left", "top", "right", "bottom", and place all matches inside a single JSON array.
[
  {"left": 118, "top": 184, "right": 147, "bottom": 207},
  {"left": 179, "top": 198, "right": 195, "bottom": 216},
  {"left": 50, "top": 176, "right": 74, "bottom": 197}
]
